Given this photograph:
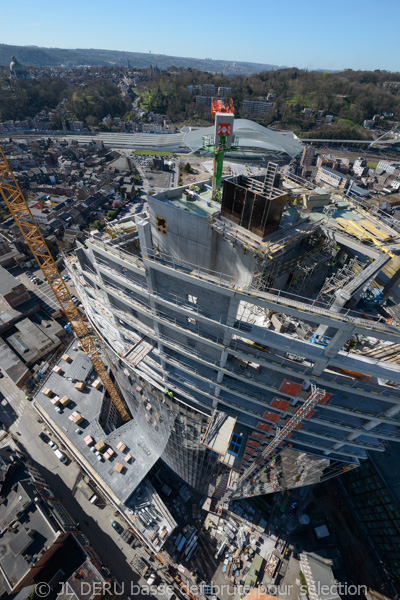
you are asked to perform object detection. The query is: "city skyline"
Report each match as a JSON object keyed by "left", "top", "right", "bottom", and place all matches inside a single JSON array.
[{"left": 1, "top": 0, "right": 399, "bottom": 72}]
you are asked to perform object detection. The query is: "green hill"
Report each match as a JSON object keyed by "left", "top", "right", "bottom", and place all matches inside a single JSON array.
[{"left": 0, "top": 44, "right": 282, "bottom": 76}]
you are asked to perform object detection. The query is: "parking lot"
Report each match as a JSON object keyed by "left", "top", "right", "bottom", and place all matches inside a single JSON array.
[
  {"left": 132, "top": 153, "right": 175, "bottom": 193},
  {"left": 17, "top": 266, "right": 79, "bottom": 308}
]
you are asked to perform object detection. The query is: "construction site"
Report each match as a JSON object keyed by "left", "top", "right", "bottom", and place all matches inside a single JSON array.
[{"left": 2, "top": 100, "right": 400, "bottom": 595}]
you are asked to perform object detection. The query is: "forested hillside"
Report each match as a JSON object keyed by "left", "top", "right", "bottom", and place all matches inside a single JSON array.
[
  {"left": 1, "top": 64, "right": 400, "bottom": 140},
  {"left": 137, "top": 68, "right": 400, "bottom": 138}
]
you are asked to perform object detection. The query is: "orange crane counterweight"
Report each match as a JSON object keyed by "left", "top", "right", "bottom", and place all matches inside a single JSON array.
[{"left": 0, "top": 146, "right": 131, "bottom": 423}]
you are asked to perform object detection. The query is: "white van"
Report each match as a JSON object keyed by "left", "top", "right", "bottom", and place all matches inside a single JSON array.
[{"left": 54, "top": 449, "right": 67, "bottom": 463}]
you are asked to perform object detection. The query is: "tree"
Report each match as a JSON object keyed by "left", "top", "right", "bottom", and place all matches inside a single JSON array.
[
  {"left": 183, "top": 162, "right": 192, "bottom": 173},
  {"left": 88, "top": 219, "right": 103, "bottom": 231},
  {"left": 86, "top": 115, "right": 99, "bottom": 128}
]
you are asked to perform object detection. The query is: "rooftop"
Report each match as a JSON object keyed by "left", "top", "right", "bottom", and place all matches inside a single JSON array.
[
  {"left": 299, "top": 551, "right": 340, "bottom": 600},
  {"left": 0, "top": 338, "right": 29, "bottom": 384},
  {"left": 34, "top": 345, "right": 176, "bottom": 551},
  {"left": 57, "top": 559, "right": 106, "bottom": 600},
  {"left": 0, "top": 479, "right": 59, "bottom": 592},
  {"left": 0, "top": 265, "right": 23, "bottom": 297},
  {"left": 152, "top": 181, "right": 220, "bottom": 217},
  {"left": 64, "top": 352, "right": 93, "bottom": 382},
  {"left": 35, "top": 346, "right": 158, "bottom": 502},
  {"left": 184, "top": 119, "right": 303, "bottom": 158},
  {"left": 61, "top": 119, "right": 303, "bottom": 158}
]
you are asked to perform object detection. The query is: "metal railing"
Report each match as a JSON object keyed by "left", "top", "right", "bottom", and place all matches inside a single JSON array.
[{"left": 90, "top": 236, "right": 400, "bottom": 338}]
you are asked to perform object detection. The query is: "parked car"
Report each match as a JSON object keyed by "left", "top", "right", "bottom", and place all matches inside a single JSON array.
[
  {"left": 0, "top": 370, "right": 3, "bottom": 379},
  {"left": 111, "top": 520, "right": 124, "bottom": 534},
  {"left": 54, "top": 449, "right": 67, "bottom": 463},
  {"left": 39, "top": 432, "right": 50, "bottom": 443},
  {"left": 48, "top": 440, "right": 58, "bottom": 450}
]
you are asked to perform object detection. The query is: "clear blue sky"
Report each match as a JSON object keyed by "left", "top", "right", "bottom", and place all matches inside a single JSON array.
[{"left": 2, "top": 0, "right": 399, "bottom": 72}]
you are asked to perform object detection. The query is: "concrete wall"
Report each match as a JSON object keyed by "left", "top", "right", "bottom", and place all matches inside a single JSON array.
[
  {"left": 152, "top": 269, "right": 232, "bottom": 323},
  {"left": 213, "top": 234, "right": 255, "bottom": 287},
  {"left": 148, "top": 198, "right": 216, "bottom": 271}
]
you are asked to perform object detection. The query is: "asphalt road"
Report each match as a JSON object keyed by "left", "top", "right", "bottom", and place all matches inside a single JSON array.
[{"left": 0, "top": 373, "right": 158, "bottom": 600}]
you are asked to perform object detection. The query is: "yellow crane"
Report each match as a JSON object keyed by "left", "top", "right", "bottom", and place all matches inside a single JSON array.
[{"left": 0, "top": 146, "right": 131, "bottom": 422}]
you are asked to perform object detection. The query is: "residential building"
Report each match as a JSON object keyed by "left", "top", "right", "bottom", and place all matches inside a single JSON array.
[
  {"left": 353, "top": 157, "right": 368, "bottom": 177},
  {"left": 242, "top": 99, "right": 274, "bottom": 118},
  {"left": 0, "top": 235, "right": 25, "bottom": 268},
  {"left": 34, "top": 346, "right": 177, "bottom": 554},
  {"left": 299, "top": 552, "right": 340, "bottom": 600},
  {"left": 56, "top": 559, "right": 111, "bottom": 600},
  {"left": 315, "top": 165, "right": 348, "bottom": 189},
  {"left": 52, "top": 165, "right": 400, "bottom": 518},
  {"left": 195, "top": 96, "right": 212, "bottom": 108},
  {"left": 0, "top": 265, "right": 64, "bottom": 386},
  {"left": 0, "top": 265, "right": 30, "bottom": 308},
  {"left": 300, "top": 146, "right": 315, "bottom": 169},
  {"left": 187, "top": 85, "right": 202, "bottom": 95},
  {"left": 217, "top": 87, "right": 231, "bottom": 97},
  {"left": 202, "top": 84, "right": 215, "bottom": 95},
  {"left": 364, "top": 119, "right": 375, "bottom": 129},
  {"left": 377, "top": 160, "right": 400, "bottom": 175},
  {"left": 0, "top": 438, "right": 74, "bottom": 594}
]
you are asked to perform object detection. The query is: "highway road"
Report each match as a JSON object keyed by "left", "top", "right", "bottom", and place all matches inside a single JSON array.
[{"left": 0, "top": 373, "right": 158, "bottom": 600}]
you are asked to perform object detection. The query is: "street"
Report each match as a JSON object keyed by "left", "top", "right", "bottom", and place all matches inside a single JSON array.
[{"left": 0, "top": 373, "right": 158, "bottom": 600}]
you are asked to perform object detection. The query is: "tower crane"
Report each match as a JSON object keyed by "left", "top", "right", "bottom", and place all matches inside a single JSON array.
[
  {"left": 202, "top": 97, "right": 238, "bottom": 202},
  {"left": 216, "top": 384, "right": 326, "bottom": 510},
  {"left": 0, "top": 146, "right": 131, "bottom": 422}
]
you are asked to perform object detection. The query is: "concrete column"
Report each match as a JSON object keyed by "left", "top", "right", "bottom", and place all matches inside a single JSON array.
[
  {"left": 219, "top": 350, "right": 229, "bottom": 370},
  {"left": 135, "top": 214, "right": 152, "bottom": 258},
  {"left": 315, "top": 293, "right": 347, "bottom": 337},
  {"left": 217, "top": 299, "right": 238, "bottom": 394},
  {"left": 332, "top": 441, "right": 344, "bottom": 450},
  {"left": 225, "top": 297, "right": 240, "bottom": 328},
  {"left": 383, "top": 403, "right": 400, "bottom": 418},
  {"left": 363, "top": 419, "right": 380, "bottom": 431},
  {"left": 311, "top": 358, "right": 329, "bottom": 376},
  {"left": 363, "top": 405, "right": 400, "bottom": 431},
  {"left": 324, "top": 329, "right": 352, "bottom": 358}
]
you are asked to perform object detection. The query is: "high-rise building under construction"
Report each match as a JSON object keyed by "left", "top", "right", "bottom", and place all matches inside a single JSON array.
[{"left": 67, "top": 169, "right": 400, "bottom": 503}]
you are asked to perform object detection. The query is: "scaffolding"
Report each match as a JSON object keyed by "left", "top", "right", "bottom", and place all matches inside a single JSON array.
[
  {"left": 317, "top": 258, "right": 364, "bottom": 307},
  {"left": 253, "top": 232, "right": 334, "bottom": 295},
  {"left": 216, "top": 385, "right": 327, "bottom": 506}
]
